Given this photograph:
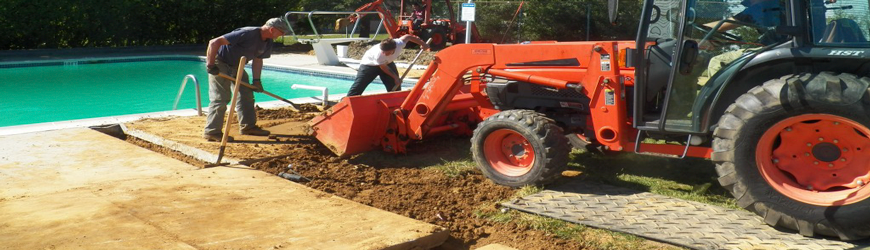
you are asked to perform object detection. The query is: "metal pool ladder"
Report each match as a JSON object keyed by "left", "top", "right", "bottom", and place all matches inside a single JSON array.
[{"left": 173, "top": 74, "right": 203, "bottom": 116}]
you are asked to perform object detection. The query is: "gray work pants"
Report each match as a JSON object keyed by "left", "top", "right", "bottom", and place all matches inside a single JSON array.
[{"left": 204, "top": 60, "right": 257, "bottom": 135}]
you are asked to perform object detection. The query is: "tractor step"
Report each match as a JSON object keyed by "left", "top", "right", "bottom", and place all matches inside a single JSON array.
[{"left": 502, "top": 180, "right": 862, "bottom": 249}]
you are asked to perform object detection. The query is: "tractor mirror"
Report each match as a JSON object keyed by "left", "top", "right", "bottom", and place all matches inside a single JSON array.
[
  {"left": 679, "top": 40, "right": 699, "bottom": 75},
  {"left": 608, "top": 0, "right": 619, "bottom": 23}
]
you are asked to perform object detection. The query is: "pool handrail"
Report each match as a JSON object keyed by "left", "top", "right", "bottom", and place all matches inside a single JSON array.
[
  {"left": 173, "top": 74, "right": 203, "bottom": 116},
  {"left": 283, "top": 11, "right": 385, "bottom": 44},
  {"left": 291, "top": 84, "right": 329, "bottom": 108}
]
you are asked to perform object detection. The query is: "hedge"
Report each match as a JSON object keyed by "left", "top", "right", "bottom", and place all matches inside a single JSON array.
[{"left": 0, "top": 0, "right": 298, "bottom": 50}]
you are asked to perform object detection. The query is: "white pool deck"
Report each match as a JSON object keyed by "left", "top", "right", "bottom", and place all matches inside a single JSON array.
[{"left": 0, "top": 53, "right": 455, "bottom": 250}]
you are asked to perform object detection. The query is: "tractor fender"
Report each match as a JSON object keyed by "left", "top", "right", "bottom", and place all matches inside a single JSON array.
[
  {"left": 700, "top": 47, "right": 870, "bottom": 134},
  {"left": 697, "top": 48, "right": 801, "bottom": 134}
]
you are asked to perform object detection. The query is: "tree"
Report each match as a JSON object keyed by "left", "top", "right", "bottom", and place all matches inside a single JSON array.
[
  {"left": 0, "top": 0, "right": 302, "bottom": 49},
  {"left": 0, "top": 0, "right": 648, "bottom": 50},
  {"left": 515, "top": 0, "right": 643, "bottom": 42}
]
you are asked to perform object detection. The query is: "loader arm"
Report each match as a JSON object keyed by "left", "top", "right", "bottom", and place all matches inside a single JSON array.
[{"left": 399, "top": 43, "right": 498, "bottom": 140}]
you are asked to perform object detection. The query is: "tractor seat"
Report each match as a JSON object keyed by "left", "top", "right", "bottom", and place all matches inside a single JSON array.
[{"left": 820, "top": 18, "right": 869, "bottom": 44}]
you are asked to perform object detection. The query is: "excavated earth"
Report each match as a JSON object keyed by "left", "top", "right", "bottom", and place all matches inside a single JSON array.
[
  {"left": 346, "top": 40, "right": 437, "bottom": 66},
  {"left": 125, "top": 105, "right": 588, "bottom": 250}
]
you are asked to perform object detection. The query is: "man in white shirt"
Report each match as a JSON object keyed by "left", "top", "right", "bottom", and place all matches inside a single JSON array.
[{"left": 347, "top": 35, "right": 429, "bottom": 96}]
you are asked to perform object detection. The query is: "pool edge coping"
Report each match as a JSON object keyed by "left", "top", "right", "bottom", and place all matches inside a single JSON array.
[{"left": 0, "top": 55, "right": 402, "bottom": 136}]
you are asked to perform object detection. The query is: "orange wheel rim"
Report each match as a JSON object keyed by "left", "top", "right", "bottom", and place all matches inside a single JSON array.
[
  {"left": 757, "top": 114, "right": 870, "bottom": 206},
  {"left": 432, "top": 33, "right": 443, "bottom": 45},
  {"left": 483, "top": 129, "right": 535, "bottom": 177}
]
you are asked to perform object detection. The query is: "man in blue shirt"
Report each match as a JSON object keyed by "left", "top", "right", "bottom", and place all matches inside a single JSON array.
[
  {"left": 707, "top": 0, "right": 783, "bottom": 40},
  {"left": 702, "top": 0, "right": 785, "bottom": 77},
  {"left": 203, "top": 18, "right": 290, "bottom": 141},
  {"left": 731, "top": 0, "right": 781, "bottom": 28}
]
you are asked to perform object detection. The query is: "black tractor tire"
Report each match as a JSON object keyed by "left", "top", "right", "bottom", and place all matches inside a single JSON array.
[
  {"left": 471, "top": 109, "right": 570, "bottom": 187},
  {"left": 713, "top": 72, "right": 870, "bottom": 240},
  {"left": 422, "top": 26, "right": 448, "bottom": 50}
]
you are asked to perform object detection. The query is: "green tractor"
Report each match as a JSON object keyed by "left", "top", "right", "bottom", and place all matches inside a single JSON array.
[{"left": 627, "top": 0, "right": 870, "bottom": 240}]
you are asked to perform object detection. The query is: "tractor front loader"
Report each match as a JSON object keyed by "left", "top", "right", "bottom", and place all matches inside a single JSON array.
[
  {"left": 310, "top": 40, "right": 635, "bottom": 158},
  {"left": 312, "top": 0, "right": 870, "bottom": 241}
]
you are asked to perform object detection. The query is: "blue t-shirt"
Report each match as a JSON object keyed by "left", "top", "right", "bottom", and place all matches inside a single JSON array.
[
  {"left": 734, "top": 0, "right": 781, "bottom": 27},
  {"left": 217, "top": 27, "right": 273, "bottom": 68}
]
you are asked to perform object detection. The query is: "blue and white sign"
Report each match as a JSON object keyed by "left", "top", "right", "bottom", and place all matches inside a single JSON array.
[{"left": 461, "top": 3, "right": 476, "bottom": 22}]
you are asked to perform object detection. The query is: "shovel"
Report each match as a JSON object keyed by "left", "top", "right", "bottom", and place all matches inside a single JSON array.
[
  {"left": 212, "top": 56, "right": 248, "bottom": 166},
  {"left": 392, "top": 38, "right": 432, "bottom": 91},
  {"left": 216, "top": 73, "right": 300, "bottom": 112}
]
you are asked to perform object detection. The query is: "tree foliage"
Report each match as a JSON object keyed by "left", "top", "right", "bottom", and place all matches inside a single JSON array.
[
  {"left": 0, "top": 0, "right": 299, "bottom": 49},
  {"left": 516, "top": 0, "right": 643, "bottom": 42},
  {"left": 0, "top": 0, "right": 649, "bottom": 50}
]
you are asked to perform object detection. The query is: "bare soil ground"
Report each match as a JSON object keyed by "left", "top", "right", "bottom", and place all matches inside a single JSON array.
[
  {"left": 125, "top": 105, "right": 587, "bottom": 249},
  {"left": 126, "top": 100, "right": 684, "bottom": 250}
]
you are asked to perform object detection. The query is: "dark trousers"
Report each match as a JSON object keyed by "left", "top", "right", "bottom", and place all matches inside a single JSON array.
[{"left": 347, "top": 63, "right": 399, "bottom": 96}]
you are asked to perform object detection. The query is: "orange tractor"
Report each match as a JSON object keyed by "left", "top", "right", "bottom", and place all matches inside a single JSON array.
[
  {"left": 347, "top": 0, "right": 483, "bottom": 49},
  {"left": 312, "top": 0, "right": 870, "bottom": 240}
]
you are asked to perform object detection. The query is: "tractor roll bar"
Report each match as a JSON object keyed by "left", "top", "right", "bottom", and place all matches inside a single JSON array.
[{"left": 283, "top": 11, "right": 386, "bottom": 44}]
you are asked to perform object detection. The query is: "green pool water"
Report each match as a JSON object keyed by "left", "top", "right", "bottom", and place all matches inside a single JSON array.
[{"left": 0, "top": 59, "right": 354, "bottom": 127}]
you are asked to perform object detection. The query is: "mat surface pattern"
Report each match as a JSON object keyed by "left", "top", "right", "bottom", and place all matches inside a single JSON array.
[{"left": 502, "top": 181, "right": 867, "bottom": 250}]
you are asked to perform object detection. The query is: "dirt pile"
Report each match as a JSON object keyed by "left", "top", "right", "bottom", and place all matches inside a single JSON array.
[
  {"left": 346, "top": 40, "right": 436, "bottom": 66},
  {"left": 273, "top": 43, "right": 314, "bottom": 54},
  {"left": 256, "top": 104, "right": 320, "bottom": 120}
]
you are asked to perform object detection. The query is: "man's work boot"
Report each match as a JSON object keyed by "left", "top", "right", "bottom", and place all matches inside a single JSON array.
[
  {"left": 204, "top": 133, "right": 234, "bottom": 142},
  {"left": 241, "top": 126, "right": 271, "bottom": 136}
]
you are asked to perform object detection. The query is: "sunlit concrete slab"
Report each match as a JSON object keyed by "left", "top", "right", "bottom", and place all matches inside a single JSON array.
[{"left": 0, "top": 128, "right": 447, "bottom": 249}]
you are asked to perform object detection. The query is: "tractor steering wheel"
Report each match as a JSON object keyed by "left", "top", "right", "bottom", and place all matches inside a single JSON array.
[{"left": 692, "top": 20, "right": 743, "bottom": 46}]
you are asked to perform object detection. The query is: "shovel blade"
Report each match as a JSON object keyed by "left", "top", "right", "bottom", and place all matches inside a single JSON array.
[{"left": 309, "top": 91, "right": 409, "bottom": 157}]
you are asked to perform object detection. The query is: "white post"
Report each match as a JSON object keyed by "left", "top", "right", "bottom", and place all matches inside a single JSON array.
[
  {"left": 466, "top": 0, "right": 472, "bottom": 44},
  {"left": 463, "top": 0, "right": 474, "bottom": 44}
]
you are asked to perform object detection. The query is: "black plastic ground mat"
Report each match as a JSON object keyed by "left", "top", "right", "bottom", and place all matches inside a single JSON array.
[{"left": 502, "top": 180, "right": 869, "bottom": 250}]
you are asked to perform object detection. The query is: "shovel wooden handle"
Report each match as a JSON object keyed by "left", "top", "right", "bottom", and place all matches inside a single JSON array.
[
  {"left": 217, "top": 73, "right": 300, "bottom": 112},
  {"left": 214, "top": 57, "right": 247, "bottom": 165}
]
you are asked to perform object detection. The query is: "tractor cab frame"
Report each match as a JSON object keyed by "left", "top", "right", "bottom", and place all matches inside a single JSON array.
[{"left": 629, "top": 0, "right": 870, "bottom": 141}]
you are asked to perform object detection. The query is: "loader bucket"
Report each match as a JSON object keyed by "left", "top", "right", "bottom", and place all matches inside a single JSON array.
[{"left": 309, "top": 91, "right": 410, "bottom": 157}]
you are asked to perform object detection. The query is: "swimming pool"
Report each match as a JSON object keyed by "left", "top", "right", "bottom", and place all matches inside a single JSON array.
[{"left": 0, "top": 56, "right": 358, "bottom": 127}]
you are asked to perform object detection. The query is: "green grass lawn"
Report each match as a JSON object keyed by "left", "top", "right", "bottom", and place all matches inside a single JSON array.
[{"left": 568, "top": 149, "right": 738, "bottom": 209}]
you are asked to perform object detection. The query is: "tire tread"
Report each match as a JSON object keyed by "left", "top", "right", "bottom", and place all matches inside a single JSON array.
[
  {"left": 712, "top": 72, "right": 870, "bottom": 240},
  {"left": 471, "top": 109, "right": 570, "bottom": 187}
]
